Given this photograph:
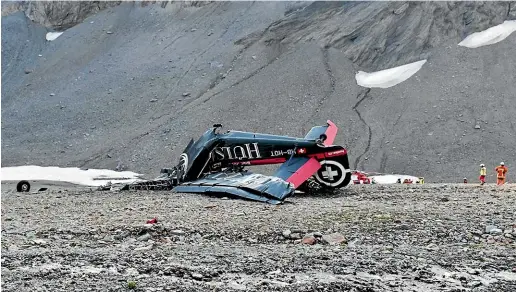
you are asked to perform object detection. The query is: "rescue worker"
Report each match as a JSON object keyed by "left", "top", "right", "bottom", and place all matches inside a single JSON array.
[
  {"left": 479, "top": 164, "right": 487, "bottom": 185},
  {"left": 495, "top": 162, "right": 508, "bottom": 185}
]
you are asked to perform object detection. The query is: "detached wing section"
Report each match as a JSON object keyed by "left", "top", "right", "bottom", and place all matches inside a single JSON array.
[
  {"left": 304, "top": 120, "right": 338, "bottom": 146},
  {"left": 273, "top": 157, "right": 321, "bottom": 188},
  {"left": 173, "top": 172, "right": 295, "bottom": 204}
]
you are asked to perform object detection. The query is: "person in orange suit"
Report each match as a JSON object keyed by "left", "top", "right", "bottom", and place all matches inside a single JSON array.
[{"left": 495, "top": 162, "right": 508, "bottom": 185}]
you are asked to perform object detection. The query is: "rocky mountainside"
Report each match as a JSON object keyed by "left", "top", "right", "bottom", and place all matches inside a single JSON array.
[
  {"left": 1, "top": 1, "right": 122, "bottom": 29},
  {"left": 2, "top": 1, "right": 516, "bottom": 182},
  {"left": 260, "top": 1, "right": 516, "bottom": 70}
]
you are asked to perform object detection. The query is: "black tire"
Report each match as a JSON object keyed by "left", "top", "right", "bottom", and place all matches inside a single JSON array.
[{"left": 16, "top": 180, "right": 31, "bottom": 192}]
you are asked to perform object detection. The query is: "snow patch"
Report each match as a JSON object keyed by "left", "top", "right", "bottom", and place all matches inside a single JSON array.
[
  {"left": 46, "top": 32, "right": 63, "bottom": 41},
  {"left": 458, "top": 20, "right": 516, "bottom": 48},
  {"left": 355, "top": 60, "right": 427, "bottom": 88},
  {"left": 0, "top": 165, "right": 144, "bottom": 186},
  {"left": 369, "top": 174, "right": 420, "bottom": 184}
]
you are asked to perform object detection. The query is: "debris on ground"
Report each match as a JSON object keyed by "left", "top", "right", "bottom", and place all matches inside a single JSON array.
[{"left": 146, "top": 218, "right": 158, "bottom": 224}]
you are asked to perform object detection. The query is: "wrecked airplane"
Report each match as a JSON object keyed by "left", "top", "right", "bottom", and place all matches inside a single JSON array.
[{"left": 105, "top": 120, "right": 353, "bottom": 204}]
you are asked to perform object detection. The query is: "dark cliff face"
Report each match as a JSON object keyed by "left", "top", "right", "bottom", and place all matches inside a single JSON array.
[
  {"left": 1, "top": 1, "right": 219, "bottom": 30},
  {"left": 29, "top": 1, "right": 123, "bottom": 30},
  {"left": 2, "top": 1, "right": 122, "bottom": 30}
]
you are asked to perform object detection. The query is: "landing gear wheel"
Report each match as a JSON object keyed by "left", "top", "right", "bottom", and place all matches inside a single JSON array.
[
  {"left": 313, "top": 160, "right": 350, "bottom": 188},
  {"left": 176, "top": 153, "right": 189, "bottom": 181},
  {"left": 16, "top": 180, "right": 31, "bottom": 192},
  {"left": 299, "top": 178, "right": 339, "bottom": 196}
]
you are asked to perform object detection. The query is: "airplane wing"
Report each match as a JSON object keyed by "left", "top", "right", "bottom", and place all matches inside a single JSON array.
[
  {"left": 173, "top": 171, "right": 295, "bottom": 204},
  {"left": 273, "top": 156, "right": 321, "bottom": 188},
  {"left": 304, "top": 120, "right": 338, "bottom": 146}
]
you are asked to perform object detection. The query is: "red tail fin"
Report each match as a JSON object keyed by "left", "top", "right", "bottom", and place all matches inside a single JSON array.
[{"left": 324, "top": 120, "right": 338, "bottom": 146}]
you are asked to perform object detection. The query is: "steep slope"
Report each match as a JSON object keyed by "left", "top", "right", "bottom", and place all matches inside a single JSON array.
[
  {"left": 259, "top": 1, "right": 516, "bottom": 70},
  {"left": 2, "top": 1, "right": 515, "bottom": 182},
  {"left": 1, "top": 1, "right": 297, "bottom": 170}
]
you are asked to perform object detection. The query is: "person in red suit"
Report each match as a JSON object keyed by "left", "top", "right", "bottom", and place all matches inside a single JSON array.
[{"left": 495, "top": 162, "right": 508, "bottom": 185}]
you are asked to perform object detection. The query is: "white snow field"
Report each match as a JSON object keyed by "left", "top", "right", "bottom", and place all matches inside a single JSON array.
[
  {"left": 369, "top": 174, "right": 421, "bottom": 184},
  {"left": 355, "top": 59, "right": 427, "bottom": 89},
  {"left": 45, "top": 32, "right": 63, "bottom": 41},
  {"left": 0, "top": 165, "right": 143, "bottom": 186},
  {"left": 0, "top": 165, "right": 419, "bottom": 188},
  {"left": 351, "top": 173, "right": 421, "bottom": 184},
  {"left": 458, "top": 20, "right": 516, "bottom": 48}
]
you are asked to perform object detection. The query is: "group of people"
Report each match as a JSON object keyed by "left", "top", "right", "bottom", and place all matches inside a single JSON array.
[{"left": 479, "top": 162, "right": 508, "bottom": 185}]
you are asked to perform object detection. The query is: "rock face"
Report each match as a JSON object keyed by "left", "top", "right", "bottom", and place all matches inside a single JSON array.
[
  {"left": 1, "top": 1, "right": 515, "bottom": 181},
  {"left": 257, "top": 1, "right": 515, "bottom": 70},
  {"left": 2, "top": 1, "right": 122, "bottom": 30},
  {"left": 1, "top": 0, "right": 217, "bottom": 28}
]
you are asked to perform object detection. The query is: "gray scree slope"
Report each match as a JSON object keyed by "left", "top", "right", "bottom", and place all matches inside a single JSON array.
[{"left": 1, "top": 1, "right": 515, "bottom": 182}]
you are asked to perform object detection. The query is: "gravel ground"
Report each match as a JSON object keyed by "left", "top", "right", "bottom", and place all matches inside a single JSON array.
[{"left": 2, "top": 183, "right": 516, "bottom": 291}]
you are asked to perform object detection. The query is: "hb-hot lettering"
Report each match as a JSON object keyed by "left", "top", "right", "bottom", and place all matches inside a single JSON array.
[{"left": 214, "top": 143, "right": 261, "bottom": 161}]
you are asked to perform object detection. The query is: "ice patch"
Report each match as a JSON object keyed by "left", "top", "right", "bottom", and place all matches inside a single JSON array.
[
  {"left": 355, "top": 60, "right": 427, "bottom": 88},
  {"left": 45, "top": 32, "right": 63, "bottom": 41},
  {"left": 0, "top": 165, "right": 144, "bottom": 186},
  {"left": 458, "top": 20, "right": 516, "bottom": 48}
]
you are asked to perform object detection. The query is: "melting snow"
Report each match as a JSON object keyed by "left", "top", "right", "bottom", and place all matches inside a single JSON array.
[
  {"left": 0, "top": 165, "right": 144, "bottom": 186},
  {"left": 350, "top": 173, "right": 420, "bottom": 184},
  {"left": 46, "top": 32, "right": 64, "bottom": 41},
  {"left": 459, "top": 20, "right": 516, "bottom": 48},
  {"left": 369, "top": 174, "right": 420, "bottom": 184},
  {"left": 355, "top": 60, "right": 427, "bottom": 88}
]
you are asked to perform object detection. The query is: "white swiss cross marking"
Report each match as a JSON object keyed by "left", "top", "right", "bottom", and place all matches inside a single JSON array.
[
  {"left": 298, "top": 148, "right": 306, "bottom": 154},
  {"left": 321, "top": 165, "right": 339, "bottom": 181}
]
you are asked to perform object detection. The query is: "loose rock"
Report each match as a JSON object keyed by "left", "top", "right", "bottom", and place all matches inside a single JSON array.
[
  {"left": 171, "top": 230, "right": 185, "bottom": 236},
  {"left": 191, "top": 272, "right": 203, "bottom": 280},
  {"left": 137, "top": 233, "right": 151, "bottom": 241},
  {"left": 321, "top": 233, "right": 346, "bottom": 245},
  {"left": 301, "top": 235, "right": 316, "bottom": 245}
]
